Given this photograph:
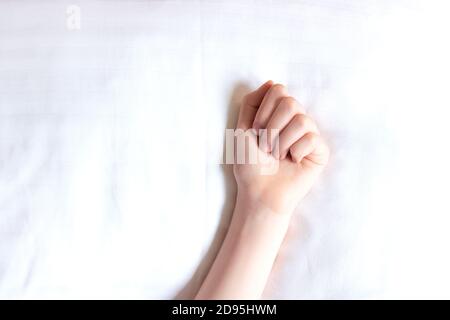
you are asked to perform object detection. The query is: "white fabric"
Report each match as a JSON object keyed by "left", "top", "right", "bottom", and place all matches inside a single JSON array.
[{"left": 1, "top": 0, "right": 450, "bottom": 299}]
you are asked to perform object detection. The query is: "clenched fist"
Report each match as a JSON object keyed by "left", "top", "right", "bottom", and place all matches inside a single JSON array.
[
  {"left": 233, "top": 81, "right": 329, "bottom": 214},
  {"left": 196, "top": 81, "right": 330, "bottom": 299}
]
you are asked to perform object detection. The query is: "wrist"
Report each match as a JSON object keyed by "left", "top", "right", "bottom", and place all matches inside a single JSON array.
[
  {"left": 233, "top": 189, "right": 292, "bottom": 231},
  {"left": 196, "top": 187, "right": 293, "bottom": 300},
  {"left": 226, "top": 191, "right": 292, "bottom": 260},
  {"left": 235, "top": 187, "right": 297, "bottom": 218}
]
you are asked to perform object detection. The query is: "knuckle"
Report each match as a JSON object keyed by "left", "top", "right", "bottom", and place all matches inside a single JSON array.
[
  {"left": 293, "top": 113, "right": 308, "bottom": 127},
  {"left": 280, "top": 96, "right": 298, "bottom": 113},
  {"left": 270, "top": 83, "right": 286, "bottom": 95},
  {"left": 253, "top": 114, "right": 262, "bottom": 125},
  {"left": 243, "top": 94, "right": 252, "bottom": 105},
  {"left": 306, "top": 132, "right": 319, "bottom": 145}
]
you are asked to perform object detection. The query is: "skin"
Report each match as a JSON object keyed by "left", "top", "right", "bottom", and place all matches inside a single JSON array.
[{"left": 195, "top": 81, "right": 329, "bottom": 299}]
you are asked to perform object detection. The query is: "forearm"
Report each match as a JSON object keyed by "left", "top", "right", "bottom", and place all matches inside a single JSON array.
[{"left": 195, "top": 191, "right": 291, "bottom": 300}]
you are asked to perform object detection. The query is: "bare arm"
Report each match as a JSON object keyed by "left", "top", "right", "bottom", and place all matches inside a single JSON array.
[
  {"left": 195, "top": 193, "right": 290, "bottom": 299},
  {"left": 196, "top": 81, "right": 329, "bottom": 299}
]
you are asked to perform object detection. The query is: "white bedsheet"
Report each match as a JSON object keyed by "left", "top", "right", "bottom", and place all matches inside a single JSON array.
[{"left": 1, "top": 0, "right": 450, "bottom": 299}]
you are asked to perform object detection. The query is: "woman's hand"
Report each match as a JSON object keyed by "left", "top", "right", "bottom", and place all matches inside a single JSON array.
[
  {"left": 195, "top": 81, "right": 329, "bottom": 300},
  {"left": 234, "top": 80, "right": 329, "bottom": 215}
]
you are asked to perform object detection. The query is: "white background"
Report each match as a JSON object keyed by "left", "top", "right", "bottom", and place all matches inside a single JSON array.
[{"left": 1, "top": 0, "right": 450, "bottom": 299}]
